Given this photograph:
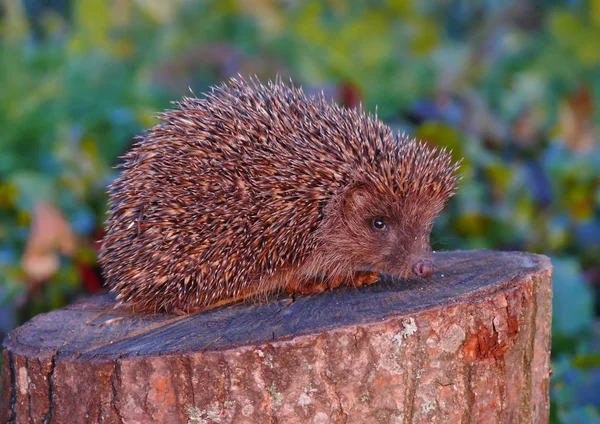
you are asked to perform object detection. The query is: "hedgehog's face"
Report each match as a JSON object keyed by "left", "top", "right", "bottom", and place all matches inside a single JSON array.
[{"left": 324, "top": 185, "right": 442, "bottom": 279}]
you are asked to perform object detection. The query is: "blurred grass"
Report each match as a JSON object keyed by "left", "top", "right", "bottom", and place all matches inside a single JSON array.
[{"left": 0, "top": 1, "right": 598, "bottom": 421}]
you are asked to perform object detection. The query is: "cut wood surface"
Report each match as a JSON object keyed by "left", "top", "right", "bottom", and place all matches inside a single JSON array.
[{"left": 1, "top": 250, "right": 552, "bottom": 424}]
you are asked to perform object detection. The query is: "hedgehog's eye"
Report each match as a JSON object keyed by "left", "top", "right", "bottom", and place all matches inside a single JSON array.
[{"left": 372, "top": 218, "right": 387, "bottom": 231}]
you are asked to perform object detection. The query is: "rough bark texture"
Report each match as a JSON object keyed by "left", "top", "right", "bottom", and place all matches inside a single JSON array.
[{"left": 1, "top": 250, "right": 552, "bottom": 424}]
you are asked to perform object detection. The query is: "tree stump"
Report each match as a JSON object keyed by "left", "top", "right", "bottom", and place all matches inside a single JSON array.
[{"left": 1, "top": 250, "right": 552, "bottom": 424}]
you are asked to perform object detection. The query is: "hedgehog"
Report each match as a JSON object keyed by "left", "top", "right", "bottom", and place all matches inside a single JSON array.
[{"left": 99, "top": 77, "right": 460, "bottom": 314}]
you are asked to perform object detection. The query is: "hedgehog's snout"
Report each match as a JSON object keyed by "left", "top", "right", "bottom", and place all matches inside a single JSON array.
[{"left": 412, "top": 259, "right": 434, "bottom": 278}]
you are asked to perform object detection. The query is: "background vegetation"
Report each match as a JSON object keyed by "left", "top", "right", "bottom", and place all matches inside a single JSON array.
[{"left": 0, "top": 1, "right": 598, "bottom": 421}]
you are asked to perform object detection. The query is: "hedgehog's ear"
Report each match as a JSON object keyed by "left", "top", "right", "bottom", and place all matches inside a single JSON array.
[{"left": 342, "top": 185, "right": 371, "bottom": 215}]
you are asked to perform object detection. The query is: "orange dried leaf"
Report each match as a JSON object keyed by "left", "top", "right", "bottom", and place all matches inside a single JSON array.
[{"left": 22, "top": 202, "right": 76, "bottom": 282}]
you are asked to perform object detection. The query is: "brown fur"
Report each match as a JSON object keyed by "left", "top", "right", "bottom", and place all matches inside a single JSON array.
[{"left": 99, "top": 77, "right": 460, "bottom": 314}]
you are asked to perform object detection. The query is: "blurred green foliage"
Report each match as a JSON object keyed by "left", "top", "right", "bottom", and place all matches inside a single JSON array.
[{"left": 0, "top": 1, "right": 598, "bottom": 421}]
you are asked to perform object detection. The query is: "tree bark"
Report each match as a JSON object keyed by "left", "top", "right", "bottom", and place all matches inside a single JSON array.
[{"left": 1, "top": 250, "right": 552, "bottom": 424}]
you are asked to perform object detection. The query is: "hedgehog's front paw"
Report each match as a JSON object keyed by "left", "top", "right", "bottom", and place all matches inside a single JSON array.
[
  {"left": 295, "top": 276, "right": 341, "bottom": 294},
  {"left": 353, "top": 271, "right": 380, "bottom": 287}
]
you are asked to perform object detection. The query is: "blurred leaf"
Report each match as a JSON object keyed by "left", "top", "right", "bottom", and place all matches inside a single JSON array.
[
  {"left": 573, "top": 353, "right": 600, "bottom": 369},
  {"left": 550, "top": 10, "right": 600, "bottom": 65},
  {"left": 135, "top": 0, "right": 187, "bottom": 24},
  {"left": 593, "top": 0, "right": 600, "bottom": 28},
  {"left": 72, "top": 0, "right": 112, "bottom": 51},
  {"left": 452, "top": 213, "right": 491, "bottom": 237},
  {"left": 238, "top": 0, "right": 285, "bottom": 37},
  {"left": 0, "top": 182, "right": 18, "bottom": 208},
  {"left": 566, "top": 186, "right": 595, "bottom": 221},
  {"left": 552, "top": 258, "right": 594, "bottom": 337},
  {"left": 415, "top": 122, "right": 466, "bottom": 165},
  {"left": 411, "top": 17, "right": 439, "bottom": 54},
  {"left": 550, "top": 11, "right": 581, "bottom": 39},
  {"left": 386, "top": 0, "right": 414, "bottom": 17},
  {"left": 0, "top": 0, "right": 29, "bottom": 41},
  {"left": 558, "top": 86, "right": 596, "bottom": 153},
  {"left": 294, "top": 2, "right": 328, "bottom": 46},
  {"left": 11, "top": 172, "right": 56, "bottom": 209},
  {"left": 487, "top": 163, "right": 512, "bottom": 188}
]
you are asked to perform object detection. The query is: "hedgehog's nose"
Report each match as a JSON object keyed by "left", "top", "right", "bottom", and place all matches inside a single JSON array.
[{"left": 412, "top": 259, "right": 434, "bottom": 278}]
